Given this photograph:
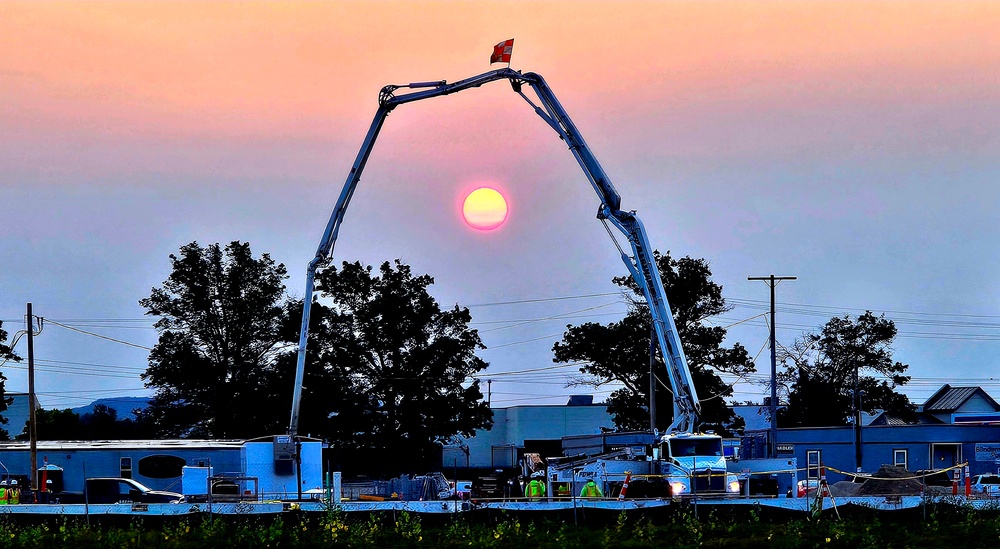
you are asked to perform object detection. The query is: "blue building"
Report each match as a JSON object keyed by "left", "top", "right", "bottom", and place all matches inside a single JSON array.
[
  {"left": 443, "top": 395, "right": 615, "bottom": 470},
  {"left": 0, "top": 436, "right": 323, "bottom": 499},
  {"left": 743, "top": 385, "right": 1000, "bottom": 483}
]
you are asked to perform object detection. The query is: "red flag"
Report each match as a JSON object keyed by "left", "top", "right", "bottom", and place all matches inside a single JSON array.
[{"left": 490, "top": 39, "right": 514, "bottom": 64}]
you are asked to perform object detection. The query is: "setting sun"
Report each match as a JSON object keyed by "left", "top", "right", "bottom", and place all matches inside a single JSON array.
[{"left": 462, "top": 187, "right": 508, "bottom": 231}]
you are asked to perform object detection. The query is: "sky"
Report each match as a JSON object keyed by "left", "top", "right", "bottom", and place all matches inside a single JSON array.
[{"left": 1, "top": 1, "right": 998, "bottom": 415}]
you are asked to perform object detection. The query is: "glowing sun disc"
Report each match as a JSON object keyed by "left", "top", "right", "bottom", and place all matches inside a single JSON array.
[{"left": 462, "top": 187, "right": 508, "bottom": 230}]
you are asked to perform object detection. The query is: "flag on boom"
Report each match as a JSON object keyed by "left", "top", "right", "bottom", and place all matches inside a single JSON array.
[{"left": 490, "top": 39, "right": 514, "bottom": 64}]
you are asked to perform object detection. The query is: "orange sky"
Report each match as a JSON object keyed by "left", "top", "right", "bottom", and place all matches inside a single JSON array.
[{"left": 3, "top": 1, "right": 996, "bottom": 145}]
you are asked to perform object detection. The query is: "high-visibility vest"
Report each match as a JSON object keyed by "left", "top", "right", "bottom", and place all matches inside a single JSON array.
[
  {"left": 580, "top": 481, "right": 603, "bottom": 498},
  {"left": 526, "top": 480, "right": 545, "bottom": 499},
  {"left": 0, "top": 488, "right": 8, "bottom": 505},
  {"left": 8, "top": 488, "right": 18, "bottom": 505}
]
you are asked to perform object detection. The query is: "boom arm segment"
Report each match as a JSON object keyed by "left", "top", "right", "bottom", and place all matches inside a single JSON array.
[
  {"left": 515, "top": 72, "right": 699, "bottom": 433},
  {"left": 288, "top": 68, "right": 700, "bottom": 437}
]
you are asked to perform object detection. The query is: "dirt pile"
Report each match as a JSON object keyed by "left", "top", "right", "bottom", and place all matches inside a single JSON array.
[
  {"left": 829, "top": 481, "right": 861, "bottom": 497},
  {"left": 856, "top": 465, "right": 927, "bottom": 496}
]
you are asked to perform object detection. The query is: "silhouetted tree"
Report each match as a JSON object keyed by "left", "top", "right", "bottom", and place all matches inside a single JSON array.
[
  {"left": 0, "top": 321, "right": 19, "bottom": 441},
  {"left": 31, "top": 408, "right": 82, "bottom": 441},
  {"left": 778, "top": 311, "right": 915, "bottom": 427},
  {"left": 140, "top": 241, "right": 295, "bottom": 438},
  {"left": 553, "top": 252, "right": 755, "bottom": 436},
  {"left": 303, "top": 260, "right": 493, "bottom": 475},
  {"left": 26, "top": 405, "right": 154, "bottom": 441}
]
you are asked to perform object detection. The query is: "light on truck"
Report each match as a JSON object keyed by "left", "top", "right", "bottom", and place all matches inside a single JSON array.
[
  {"left": 670, "top": 482, "right": 687, "bottom": 495},
  {"left": 728, "top": 480, "right": 741, "bottom": 493}
]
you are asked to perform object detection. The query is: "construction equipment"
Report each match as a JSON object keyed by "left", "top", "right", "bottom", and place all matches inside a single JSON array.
[{"left": 288, "top": 66, "right": 736, "bottom": 497}]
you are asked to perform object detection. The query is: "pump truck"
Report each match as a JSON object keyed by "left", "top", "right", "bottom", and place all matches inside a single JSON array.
[{"left": 287, "top": 67, "right": 739, "bottom": 498}]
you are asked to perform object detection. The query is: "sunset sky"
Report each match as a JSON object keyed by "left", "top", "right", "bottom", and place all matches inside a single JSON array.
[{"left": 2, "top": 1, "right": 998, "bottom": 415}]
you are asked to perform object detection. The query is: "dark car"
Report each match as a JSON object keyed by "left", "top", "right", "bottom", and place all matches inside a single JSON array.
[
  {"left": 914, "top": 470, "right": 953, "bottom": 487},
  {"left": 83, "top": 478, "right": 185, "bottom": 504}
]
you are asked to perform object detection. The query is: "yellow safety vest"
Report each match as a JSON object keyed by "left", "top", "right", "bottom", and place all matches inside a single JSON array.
[
  {"left": 9, "top": 488, "right": 18, "bottom": 505},
  {"left": 526, "top": 480, "right": 545, "bottom": 499},
  {"left": 580, "top": 481, "right": 603, "bottom": 498},
  {"left": 0, "top": 488, "right": 8, "bottom": 505}
]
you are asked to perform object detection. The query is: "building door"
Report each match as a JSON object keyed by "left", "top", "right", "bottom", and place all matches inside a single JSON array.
[{"left": 930, "top": 443, "right": 961, "bottom": 470}]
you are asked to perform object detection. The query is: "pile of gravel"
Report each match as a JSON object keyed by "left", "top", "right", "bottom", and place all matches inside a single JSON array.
[
  {"left": 856, "top": 465, "right": 926, "bottom": 496},
  {"left": 829, "top": 481, "right": 862, "bottom": 497}
]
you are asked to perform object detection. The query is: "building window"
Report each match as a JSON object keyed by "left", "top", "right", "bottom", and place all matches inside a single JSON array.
[
  {"left": 807, "top": 450, "right": 822, "bottom": 479},
  {"left": 894, "top": 449, "right": 908, "bottom": 469},
  {"left": 137, "top": 455, "right": 187, "bottom": 479},
  {"left": 120, "top": 457, "right": 132, "bottom": 479}
]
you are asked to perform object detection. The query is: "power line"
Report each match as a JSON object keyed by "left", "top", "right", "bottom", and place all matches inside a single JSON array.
[
  {"left": 43, "top": 319, "right": 153, "bottom": 351},
  {"left": 3, "top": 362, "right": 142, "bottom": 379},
  {"left": 482, "top": 333, "right": 564, "bottom": 350},
  {"left": 470, "top": 309, "right": 627, "bottom": 326},
  {"left": 478, "top": 302, "right": 624, "bottom": 333},
  {"left": 31, "top": 358, "right": 147, "bottom": 373},
  {"left": 465, "top": 292, "right": 621, "bottom": 308}
]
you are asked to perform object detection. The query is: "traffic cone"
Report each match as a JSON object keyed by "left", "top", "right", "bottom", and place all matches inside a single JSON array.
[{"left": 618, "top": 472, "right": 631, "bottom": 501}]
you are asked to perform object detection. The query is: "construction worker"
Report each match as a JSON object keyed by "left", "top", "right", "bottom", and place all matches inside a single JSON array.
[
  {"left": 8, "top": 480, "right": 18, "bottom": 505},
  {"left": 580, "top": 479, "right": 604, "bottom": 498},
  {"left": 525, "top": 475, "right": 546, "bottom": 501},
  {"left": 0, "top": 480, "right": 7, "bottom": 505}
]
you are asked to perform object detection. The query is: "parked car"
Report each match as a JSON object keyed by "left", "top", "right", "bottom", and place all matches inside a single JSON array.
[
  {"left": 914, "top": 470, "right": 954, "bottom": 487},
  {"left": 796, "top": 479, "right": 820, "bottom": 497},
  {"left": 58, "top": 478, "right": 185, "bottom": 504},
  {"left": 970, "top": 474, "right": 1000, "bottom": 497}
]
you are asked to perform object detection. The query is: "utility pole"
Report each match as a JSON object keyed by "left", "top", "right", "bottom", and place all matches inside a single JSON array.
[
  {"left": 26, "top": 303, "right": 38, "bottom": 492},
  {"left": 748, "top": 275, "right": 796, "bottom": 458},
  {"left": 853, "top": 373, "right": 865, "bottom": 472}
]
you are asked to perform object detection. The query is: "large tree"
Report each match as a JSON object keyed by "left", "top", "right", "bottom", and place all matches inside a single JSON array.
[
  {"left": 25, "top": 405, "right": 154, "bottom": 441},
  {"left": 0, "top": 321, "right": 20, "bottom": 440},
  {"left": 140, "top": 241, "right": 296, "bottom": 438},
  {"left": 777, "top": 311, "right": 915, "bottom": 427},
  {"left": 304, "top": 259, "right": 493, "bottom": 475},
  {"left": 553, "top": 251, "right": 755, "bottom": 435}
]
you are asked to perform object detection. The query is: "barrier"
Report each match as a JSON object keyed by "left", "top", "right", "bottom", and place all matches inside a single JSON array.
[{"left": 618, "top": 472, "right": 631, "bottom": 502}]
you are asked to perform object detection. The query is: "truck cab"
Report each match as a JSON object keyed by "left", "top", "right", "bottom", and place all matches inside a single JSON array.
[{"left": 660, "top": 433, "right": 740, "bottom": 496}]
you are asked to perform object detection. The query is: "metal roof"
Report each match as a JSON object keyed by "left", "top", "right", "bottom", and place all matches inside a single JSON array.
[
  {"left": 923, "top": 385, "right": 1000, "bottom": 412},
  {"left": 868, "top": 413, "right": 911, "bottom": 426},
  {"left": 0, "top": 439, "right": 246, "bottom": 451}
]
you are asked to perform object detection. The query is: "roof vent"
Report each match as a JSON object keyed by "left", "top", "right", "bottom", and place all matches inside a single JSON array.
[{"left": 567, "top": 395, "right": 594, "bottom": 406}]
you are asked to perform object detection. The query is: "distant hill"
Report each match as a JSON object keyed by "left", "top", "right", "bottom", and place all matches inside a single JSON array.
[{"left": 71, "top": 396, "right": 150, "bottom": 419}]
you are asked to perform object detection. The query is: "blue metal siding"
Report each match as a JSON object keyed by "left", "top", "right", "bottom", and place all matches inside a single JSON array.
[
  {"left": 0, "top": 447, "right": 243, "bottom": 492},
  {"left": 774, "top": 424, "right": 1000, "bottom": 482}
]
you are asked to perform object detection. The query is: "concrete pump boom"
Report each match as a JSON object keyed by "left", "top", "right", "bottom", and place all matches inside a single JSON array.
[{"left": 288, "top": 68, "right": 700, "bottom": 438}]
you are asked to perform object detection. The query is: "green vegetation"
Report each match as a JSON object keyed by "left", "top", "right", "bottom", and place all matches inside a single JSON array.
[
  {"left": 553, "top": 251, "right": 756, "bottom": 435},
  {"left": 138, "top": 242, "right": 491, "bottom": 475},
  {"left": 1, "top": 504, "right": 999, "bottom": 548},
  {"left": 778, "top": 310, "right": 915, "bottom": 427}
]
